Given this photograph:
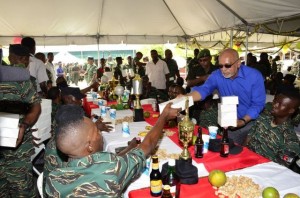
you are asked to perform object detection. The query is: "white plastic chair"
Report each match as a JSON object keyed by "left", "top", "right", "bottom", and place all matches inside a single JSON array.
[{"left": 37, "top": 172, "right": 44, "bottom": 198}]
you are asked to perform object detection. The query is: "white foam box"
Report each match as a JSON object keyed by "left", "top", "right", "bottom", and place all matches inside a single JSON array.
[
  {"left": 0, "top": 127, "right": 19, "bottom": 138},
  {"left": 218, "top": 110, "right": 237, "bottom": 119},
  {"left": 159, "top": 96, "right": 194, "bottom": 114},
  {"left": 218, "top": 104, "right": 237, "bottom": 112},
  {"left": 41, "top": 106, "right": 52, "bottom": 115},
  {"left": 32, "top": 126, "right": 51, "bottom": 137},
  {"left": 0, "top": 112, "right": 19, "bottom": 129},
  {"left": 33, "top": 132, "right": 51, "bottom": 144},
  {"left": 33, "top": 114, "right": 51, "bottom": 129},
  {"left": 0, "top": 137, "right": 17, "bottom": 147},
  {"left": 41, "top": 99, "right": 52, "bottom": 108},
  {"left": 218, "top": 116, "right": 237, "bottom": 127},
  {"left": 221, "top": 96, "right": 239, "bottom": 105}
]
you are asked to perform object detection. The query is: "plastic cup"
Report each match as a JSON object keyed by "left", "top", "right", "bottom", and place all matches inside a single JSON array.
[
  {"left": 208, "top": 126, "right": 218, "bottom": 139},
  {"left": 110, "top": 109, "right": 116, "bottom": 120},
  {"left": 98, "top": 99, "right": 104, "bottom": 106},
  {"left": 202, "top": 134, "right": 210, "bottom": 153},
  {"left": 122, "top": 122, "right": 130, "bottom": 137},
  {"left": 100, "top": 106, "right": 107, "bottom": 117}
]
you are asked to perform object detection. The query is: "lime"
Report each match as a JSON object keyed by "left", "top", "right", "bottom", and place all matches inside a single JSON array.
[
  {"left": 262, "top": 187, "right": 280, "bottom": 198},
  {"left": 192, "top": 135, "right": 197, "bottom": 145},
  {"left": 110, "top": 105, "right": 117, "bottom": 109},
  {"left": 123, "top": 104, "right": 129, "bottom": 109},
  {"left": 208, "top": 170, "right": 227, "bottom": 187},
  {"left": 283, "top": 193, "right": 299, "bottom": 198},
  {"left": 116, "top": 104, "right": 124, "bottom": 110},
  {"left": 143, "top": 111, "right": 150, "bottom": 118}
]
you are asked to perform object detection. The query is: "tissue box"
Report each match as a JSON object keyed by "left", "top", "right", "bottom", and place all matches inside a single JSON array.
[
  {"left": 159, "top": 96, "right": 194, "bottom": 114},
  {"left": 0, "top": 127, "right": 19, "bottom": 138},
  {"left": 0, "top": 137, "right": 17, "bottom": 147},
  {"left": 0, "top": 113, "right": 19, "bottom": 129},
  {"left": 218, "top": 116, "right": 237, "bottom": 127},
  {"left": 221, "top": 96, "right": 239, "bottom": 105}
]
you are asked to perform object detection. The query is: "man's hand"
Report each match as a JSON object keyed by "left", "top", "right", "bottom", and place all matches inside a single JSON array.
[
  {"left": 16, "top": 125, "right": 26, "bottom": 147},
  {"left": 160, "top": 103, "right": 181, "bottom": 122},
  {"left": 93, "top": 116, "right": 113, "bottom": 132},
  {"left": 89, "top": 81, "right": 99, "bottom": 91}
]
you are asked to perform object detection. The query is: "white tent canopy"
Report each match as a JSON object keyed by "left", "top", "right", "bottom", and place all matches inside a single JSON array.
[
  {"left": 0, "top": 0, "right": 300, "bottom": 46},
  {"left": 53, "top": 51, "right": 80, "bottom": 63}
]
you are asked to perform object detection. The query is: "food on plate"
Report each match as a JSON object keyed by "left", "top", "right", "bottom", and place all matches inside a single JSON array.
[
  {"left": 115, "top": 116, "right": 133, "bottom": 124},
  {"left": 283, "top": 193, "right": 300, "bottom": 198},
  {"left": 138, "top": 131, "right": 148, "bottom": 137},
  {"left": 216, "top": 175, "right": 261, "bottom": 198},
  {"left": 154, "top": 149, "right": 180, "bottom": 160},
  {"left": 143, "top": 111, "right": 150, "bottom": 118},
  {"left": 145, "top": 126, "right": 152, "bottom": 130},
  {"left": 262, "top": 187, "right": 280, "bottom": 198},
  {"left": 208, "top": 170, "right": 227, "bottom": 187},
  {"left": 163, "top": 129, "right": 175, "bottom": 137}
]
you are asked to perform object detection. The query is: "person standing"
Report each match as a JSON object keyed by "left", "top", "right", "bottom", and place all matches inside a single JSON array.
[
  {"left": 145, "top": 50, "right": 170, "bottom": 92},
  {"left": 72, "top": 63, "right": 80, "bottom": 86},
  {"left": 114, "top": 57, "right": 126, "bottom": 86},
  {"left": 186, "top": 48, "right": 266, "bottom": 145},
  {"left": 45, "top": 52, "right": 56, "bottom": 86},
  {"left": 133, "top": 52, "right": 146, "bottom": 77},
  {"left": 21, "top": 37, "right": 48, "bottom": 96},
  {"left": 164, "top": 49, "right": 180, "bottom": 85},
  {"left": 85, "top": 57, "right": 97, "bottom": 84},
  {"left": 56, "top": 61, "right": 64, "bottom": 78},
  {"left": 0, "top": 45, "right": 41, "bottom": 197}
]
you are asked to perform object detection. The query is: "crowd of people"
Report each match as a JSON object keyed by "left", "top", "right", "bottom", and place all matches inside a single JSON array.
[{"left": 0, "top": 36, "right": 299, "bottom": 197}]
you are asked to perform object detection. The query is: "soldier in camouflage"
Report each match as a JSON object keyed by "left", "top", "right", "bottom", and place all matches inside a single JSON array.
[
  {"left": 247, "top": 89, "right": 300, "bottom": 167},
  {"left": 46, "top": 103, "right": 179, "bottom": 197},
  {"left": 0, "top": 44, "right": 41, "bottom": 197},
  {"left": 84, "top": 57, "right": 97, "bottom": 84}
]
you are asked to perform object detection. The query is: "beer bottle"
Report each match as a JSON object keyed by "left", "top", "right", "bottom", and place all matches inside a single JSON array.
[
  {"left": 195, "top": 127, "right": 204, "bottom": 158},
  {"left": 150, "top": 155, "right": 162, "bottom": 196},
  {"left": 162, "top": 159, "right": 180, "bottom": 198},
  {"left": 161, "top": 185, "right": 173, "bottom": 198},
  {"left": 155, "top": 94, "right": 160, "bottom": 112},
  {"left": 220, "top": 128, "right": 229, "bottom": 157}
]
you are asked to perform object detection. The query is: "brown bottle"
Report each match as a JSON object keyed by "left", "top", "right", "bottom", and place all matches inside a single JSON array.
[
  {"left": 161, "top": 185, "right": 173, "bottom": 198},
  {"left": 150, "top": 155, "right": 162, "bottom": 197},
  {"left": 195, "top": 127, "right": 204, "bottom": 158},
  {"left": 220, "top": 128, "right": 229, "bottom": 157}
]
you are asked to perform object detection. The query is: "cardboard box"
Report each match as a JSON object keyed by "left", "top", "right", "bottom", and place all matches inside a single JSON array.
[
  {"left": 0, "top": 112, "right": 19, "bottom": 129},
  {"left": 218, "top": 116, "right": 237, "bottom": 127},
  {"left": 221, "top": 96, "right": 239, "bottom": 105},
  {"left": 0, "top": 137, "right": 17, "bottom": 147},
  {"left": 159, "top": 96, "right": 194, "bottom": 114},
  {"left": 0, "top": 127, "right": 19, "bottom": 138}
]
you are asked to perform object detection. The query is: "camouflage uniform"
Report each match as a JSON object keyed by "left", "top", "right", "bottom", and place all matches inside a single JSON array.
[
  {"left": 71, "top": 64, "right": 80, "bottom": 86},
  {"left": 86, "top": 64, "right": 97, "bottom": 84},
  {"left": 46, "top": 148, "right": 145, "bottom": 197},
  {"left": 247, "top": 112, "right": 300, "bottom": 167},
  {"left": 164, "top": 58, "right": 179, "bottom": 82},
  {"left": 198, "top": 100, "right": 219, "bottom": 129},
  {"left": 0, "top": 79, "right": 41, "bottom": 197},
  {"left": 141, "top": 86, "right": 168, "bottom": 102},
  {"left": 133, "top": 57, "right": 145, "bottom": 77}
]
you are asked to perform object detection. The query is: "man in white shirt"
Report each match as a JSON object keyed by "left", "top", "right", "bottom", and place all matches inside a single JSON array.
[
  {"left": 145, "top": 49, "right": 170, "bottom": 91},
  {"left": 45, "top": 52, "right": 56, "bottom": 86},
  {"left": 21, "top": 37, "right": 48, "bottom": 96}
]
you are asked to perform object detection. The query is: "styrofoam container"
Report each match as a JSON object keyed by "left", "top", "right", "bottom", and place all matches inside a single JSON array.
[
  {"left": 32, "top": 126, "right": 51, "bottom": 137},
  {"left": 0, "top": 127, "right": 19, "bottom": 138},
  {"left": 159, "top": 96, "right": 194, "bottom": 114},
  {"left": 0, "top": 112, "right": 19, "bottom": 129},
  {"left": 33, "top": 132, "right": 51, "bottom": 144},
  {"left": 218, "top": 110, "right": 237, "bottom": 119},
  {"left": 218, "top": 104, "right": 237, "bottom": 112},
  {"left": 218, "top": 116, "right": 237, "bottom": 127},
  {"left": 0, "top": 137, "right": 17, "bottom": 147},
  {"left": 221, "top": 96, "right": 239, "bottom": 105}
]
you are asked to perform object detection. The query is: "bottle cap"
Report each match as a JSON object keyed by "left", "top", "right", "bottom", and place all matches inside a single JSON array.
[
  {"left": 168, "top": 159, "right": 175, "bottom": 166},
  {"left": 163, "top": 185, "right": 170, "bottom": 190}
]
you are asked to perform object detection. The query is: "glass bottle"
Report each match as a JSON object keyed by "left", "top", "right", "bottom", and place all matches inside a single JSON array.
[
  {"left": 155, "top": 94, "right": 160, "bottom": 112},
  {"left": 195, "top": 127, "right": 204, "bottom": 158},
  {"left": 161, "top": 185, "right": 173, "bottom": 198},
  {"left": 162, "top": 159, "right": 180, "bottom": 198},
  {"left": 220, "top": 128, "right": 229, "bottom": 157},
  {"left": 150, "top": 155, "right": 162, "bottom": 197}
]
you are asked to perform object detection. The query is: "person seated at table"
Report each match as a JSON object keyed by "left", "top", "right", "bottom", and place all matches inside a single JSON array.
[
  {"left": 47, "top": 86, "right": 61, "bottom": 126},
  {"left": 176, "top": 76, "right": 184, "bottom": 87},
  {"left": 266, "top": 72, "right": 283, "bottom": 95},
  {"left": 246, "top": 89, "right": 300, "bottom": 168},
  {"left": 198, "top": 98, "right": 220, "bottom": 129},
  {"left": 277, "top": 74, "right": 297, "bottom": 93},
  {"left": 56, "top": 75, "right": 99, "bottom": 94},
  {"left": 45, "top": 103, "right": 179, "bottom": 197},
  {"left": 173, "top": 84, "right": 185, "bottom": 98},
  {"left": 168, "top": 84, "right": 177, "bottom": 100},
  {"left": 141, "top": 75, "right": 168, "bottom": 101}
]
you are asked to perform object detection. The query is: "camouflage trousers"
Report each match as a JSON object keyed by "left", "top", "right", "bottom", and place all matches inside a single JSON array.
[{"left": 0, "top": 133, "right": 36, "bottom": 198}]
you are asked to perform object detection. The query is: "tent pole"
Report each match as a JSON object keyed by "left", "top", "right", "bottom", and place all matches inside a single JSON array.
[
  {"left": 230, "top": 29, "right": 233, "bottom": 48},
  {"left": 97, "top": 34, "right": 100, "bottom": 67},
  {"left": 245, "top": 26, "right": 249, "bottom": 65}
]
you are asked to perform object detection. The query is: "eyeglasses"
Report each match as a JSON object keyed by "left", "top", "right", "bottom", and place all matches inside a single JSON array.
[{"left": 219, "top": 58, "right": 240, "bottom": 69}]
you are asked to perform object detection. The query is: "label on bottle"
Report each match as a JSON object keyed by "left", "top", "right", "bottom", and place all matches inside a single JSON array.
[
  {"left": 170, "top": 185, "right": 176, "bottom": 194},
  {"left": 224, "top": 144, "right": 229, "bottom": 154},
  {"left": 152, "top": 163, "right": 159, "bottom": 170},
  {"left": 150, "top": 180, "right": 162, "bottom": 194}
]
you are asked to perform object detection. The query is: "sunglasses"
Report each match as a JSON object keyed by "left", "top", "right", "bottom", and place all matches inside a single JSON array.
[{"left": 219, "top": 58, "right": 240, "bottom": 69}]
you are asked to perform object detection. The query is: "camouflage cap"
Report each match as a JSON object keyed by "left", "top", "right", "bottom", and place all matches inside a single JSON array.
[
  {"left": 9, "top": 44, "right": 30, "bottom": 56},
  {"left": 87, "top": 56, "right": 94, "bottom": 60},
  {"left": 197, "top": 49, "right": 211, "bottom": 59}
]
